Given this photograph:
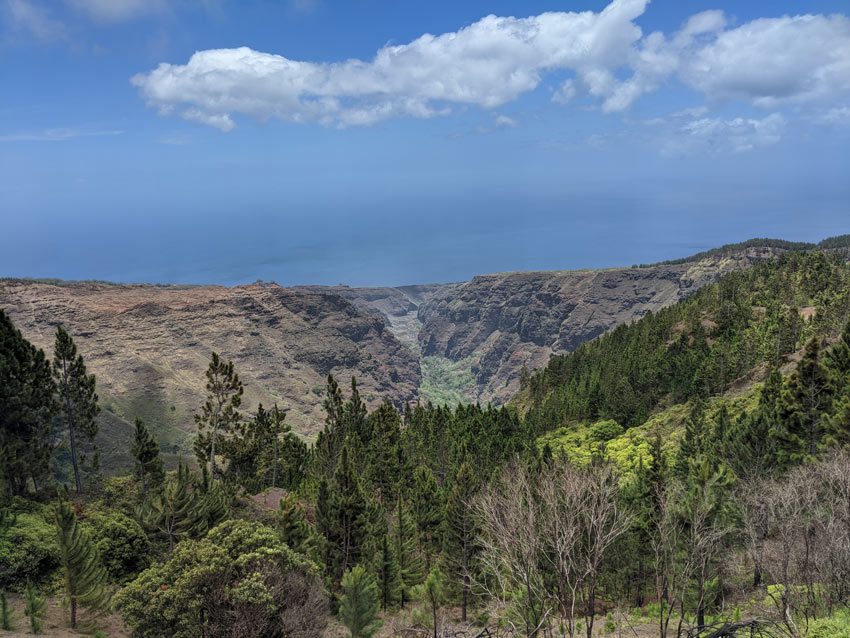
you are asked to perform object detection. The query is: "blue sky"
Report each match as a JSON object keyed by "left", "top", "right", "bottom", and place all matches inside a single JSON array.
[{"left": 1, "top": 0, "right": 849, "bottom": 286}]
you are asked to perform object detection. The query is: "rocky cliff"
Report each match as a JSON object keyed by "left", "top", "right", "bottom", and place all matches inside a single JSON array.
[
  {"left": 0, "top": 242, "right": 807, "bottom": 469},
  {"left": 0, "top": 280, "right": 420, "bottom": 466},
  {"left": 416, "top": 247, "right": 789, "bottom": 403}
]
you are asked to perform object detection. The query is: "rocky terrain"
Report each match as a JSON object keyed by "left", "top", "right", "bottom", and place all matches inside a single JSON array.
[
  {"left": 0, "top": 241, "right": 815, "bottom": 469},
  {"left": 416, "top": 247, "right": 790, "bottom": 403},
  {"left": 0, "top": 280, "right": 420, "bottom": 467}
]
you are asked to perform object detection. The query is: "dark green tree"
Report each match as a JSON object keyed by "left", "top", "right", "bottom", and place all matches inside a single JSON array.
[
  {"left": 130, "top": 418, "right": 164, "bottom": 496},
  {"left": 373, "top": 531, "right": 401, "bottom": 611},
  {"left": 194, "top": 352, "right": 243, "bottom": 480},
  {"left": 54, "top": 498, "right": 109, "bottom": 628},
  {"left": 339, "top": 565, "right": 382, "bottom": 638},
  {"left": 0, "top": 311, "right": 55, "bottom": 496},
  {"left": 137, "top": 463, "right": 210, "bottom": 551},
  {"left": 778, "top": 337, "right": 834, "bottom": 463},
  {"left": 675, "top": 396, "right": 708, "bottom": 480},
  {"left": 411, "top": 465, "right": 443, "bottom": 565},
  {"left": 392, "top": 494, "right": 424, "bottom": 607},
  {"left": 277, "top": 492, "right": 320, "bottom": 562},
  {"left": 726, "top": 369, "right": 782, "bottom": 480},
  {"left": 53, "top": 326, "right": 100, "bottom": 495},
  {"left": 317, "top": 444, "right": 369, "bottom": 586},
  {"left": 443, "top": 459, "right": 478, "bottom": 622},
  {"left": 24, "top": 583, "right": 46, "bottom": 634}
]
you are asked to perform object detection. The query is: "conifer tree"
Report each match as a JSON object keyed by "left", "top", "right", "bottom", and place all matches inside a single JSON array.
[
  {"left": 0, "top": 311, "right": 55, "bottom": 496},
  {"left": 53, "top": 327, "right": 100, "bottom": 495},
  {"left": 0, "top": 591, "right": 12, "bottom": 631},
  {"left": 137, "top": 463, "right": 209, "bottom": 551},
  {"left": 365, "top": 401, "right": 403, "bottom": 504},
  {"left": 339, "top": 565, "right": 382, "bottom": 638},
  {"left": 317, "top": 444, "right": 369, "bottom": 586},
  {"left": 443, "top": 459, "right": 478, "bottom": 622},
  {"left": 675, "top": 396, "right": 707, "bottom": 480},
  {"left": 412, "top": 567, "right": 446, "bottom": 638},
  {"left": 130, "top": 418, "right": 164, "bottom": 496},
  {"left": 726, "top": 369, "right": 782, "bottom": 479},
  {"left": 24, "top": 583, "right": 46, "bottom": 634},
  {"left": 392, "top": 494, "right": 424, "bottom": 607},
  {"left": 373, "top": 531, "right": 401, "bottom": 611},
  {"left": 778, "top": 337, "right": 833, "bottom": 462},
  {"left": 278, "top": 493, "right": 320, "bottom": 562},
  {"left": 54, "top": 499, "right": 109, "bottom": 628},
  {"left": 411, "top": 465, "right": 443, "bottom": 565},
  {"left": 194, "top": 352, "right": 243, "bottom": 480}
]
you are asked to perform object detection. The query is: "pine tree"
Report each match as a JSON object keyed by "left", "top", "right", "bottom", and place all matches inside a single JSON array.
[
  {"left": 392, "top": 494, "right": 424, "bottom": 607},
  {"left": 130, "top": 418, "right": 164, "bottom": 496},
  {"left": 339, "top": 565, "right": 382, "bottom": 638},
  {"left": 0, "top": 591, "right": 13, "bottom": 631},
  {"left": 726, "top": 369, "right": 782, "bottom": 479},
  {"left": 443, "top": 460, "right": 478, "bottom": 622},
  {"left": 675, "top": 396, "right": 707, "bottom": 480},
  {"left": 194, "top": 352, "right": 243, "bottom": 480},
  {"left": 778, "top": 337, "right": 834, "bottom": 463},
  {"left": 365, "top": 401, "right": 403, "bottom": 504},
  {"left": 137, "top": 463, "right": 209, "bottom": 551},
  {"left": 411, "top": 466, "right": 443, "bottom": 566},
  {"left": 277, "top": 493, "right": 320, "bottom": 562},
  {"left": 53, "top": 327, "right": 100, "bottom": 495},
  {"left": 54, "top": 499, "right": 109, "bottom": 628},
  {"left": 317, "top": 444, "right": 369, "bottom": 586},
  {"left": 412, "top": 567, "right": 446, "bottom": 638},
  {"left": 373, "top": 531, "right": 401, "bottom": 611},
  {"left": 0, "top": 311, "right": 55, "bottom": 497},
  {"left": 24, "top": 583, "right": 46, "bottom": 634}
]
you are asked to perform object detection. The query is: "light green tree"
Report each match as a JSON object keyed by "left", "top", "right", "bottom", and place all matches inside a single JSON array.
[{"left": 339, "top": 565, "right": 382, "bottom": 638}]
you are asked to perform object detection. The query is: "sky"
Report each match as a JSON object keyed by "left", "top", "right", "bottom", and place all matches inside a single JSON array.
[{"left": 1, "top": 0, "right": 849, "bottom": 286}]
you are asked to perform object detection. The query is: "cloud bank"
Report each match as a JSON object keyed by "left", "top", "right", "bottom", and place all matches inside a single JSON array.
[{"left": 130, "top": 0, "right": 850, "bottom": 131}]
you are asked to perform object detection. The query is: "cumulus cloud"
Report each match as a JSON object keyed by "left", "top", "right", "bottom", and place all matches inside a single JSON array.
[{"left": 130, "top": 0, "right": 850, "bottom": 130}]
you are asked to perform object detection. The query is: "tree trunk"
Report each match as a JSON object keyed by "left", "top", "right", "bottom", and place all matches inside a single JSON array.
[{"left": 70, "top": 598, "right": 77, "bottom": 628}]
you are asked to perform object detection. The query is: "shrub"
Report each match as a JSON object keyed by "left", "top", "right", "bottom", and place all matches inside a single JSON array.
[
  {"left": 0, "top": 511, "right": 59, "bottom": 590},
  {"left": 84, "top": 511, "right": 150, "bottom": 581},
  {"left": 115, "top": 519, "right": 328, "bottom": 638}
]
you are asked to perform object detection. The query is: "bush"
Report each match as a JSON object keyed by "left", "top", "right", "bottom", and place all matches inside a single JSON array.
[
  {"left": 115, "top": 519, "right": 328, "bottom": 638},
  {"left": 84, "top": 511, "right": 150, "bottom": 581},
  {"left": 809, "top": 610, "right": 850, "bottom": 638},
  {"left": 0, "top": 511, "right": 59, "bottom": 590}
]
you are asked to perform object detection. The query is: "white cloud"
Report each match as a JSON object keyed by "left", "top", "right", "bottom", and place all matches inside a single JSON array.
[
  {"left": 67, "top": 0, "right": 167, "bottom": 23},
  {"left": 680, "top": 14, "right": 850, "bottom": 107},
  {"left": 3, "top": 0, "right": 66, "bottom": 41},
  {"left": 663, "top": 113, "right": 785, "bottom": 156},
  {"left": 130, "top": 0, "right": 850, "bottom": 131}
]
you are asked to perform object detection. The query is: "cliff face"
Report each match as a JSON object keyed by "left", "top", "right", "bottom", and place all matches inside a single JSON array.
[
  {"left": 0, "top": 245, "right": 793, "bottom": 469},
  {"left": 0, "top": 281, "right": 421, "bottom": 463},
  {"left": 416, "top": 247, "right": 788, "bottom": 403}
]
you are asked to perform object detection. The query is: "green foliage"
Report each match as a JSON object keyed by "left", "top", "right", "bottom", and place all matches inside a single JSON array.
[
  {"left": 84, "top": 510, "right": 150, "bottom": 581},
  {"left": 0, "top": 510, "right": 59, "bottom": 590},
  {"left": 277, "top": 492, "right": 320, "bottom": 562},
  {"left": 0, "top": 590, "right": 13, "bottom": 630},
  {"left": 392, "top": 495, "right": 424, "bottom": 607},
  {"left": 136, "top": 462, "right": 218, "bottom": 551},
  {"left": 24, "top": 583, "right": 46, "bottom": 634},
  {"left": 809, "top": 609, "right": 850, "bottom": 638},
  {"left": 523, "top": 252, "right": 850, "bottom": 433},
  {"left": 0, "top": 310, "right": 56, "bottom": 497},
  {"left": 411, "top": 567, "right": 446, "bottom": 638},
  {"left": 419, "top": 356, "right": 476, "bottom": 406},
  {"left": 54, "top": 498, "right": 109, "bottom": 628},
  {"left": 130, "top": 418, "right": 164, "bottom": 496},
  {"left": 193, "top": 352, "right": 244, "bottom": 479},
  {"left": 316, "top": 443, "right": 370, "bottom": 587},
  {"left": 443, "top": 460, "right": 478, "bottom": 622},
  {"left": 115, "top": 519, "right": 327, "bottom": 638},
  {"left": 339, "top": 565, "right": 382, "bottom": 638},
  {"left": 53, "top": 326, "right": 101, "bottom": 495}
]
